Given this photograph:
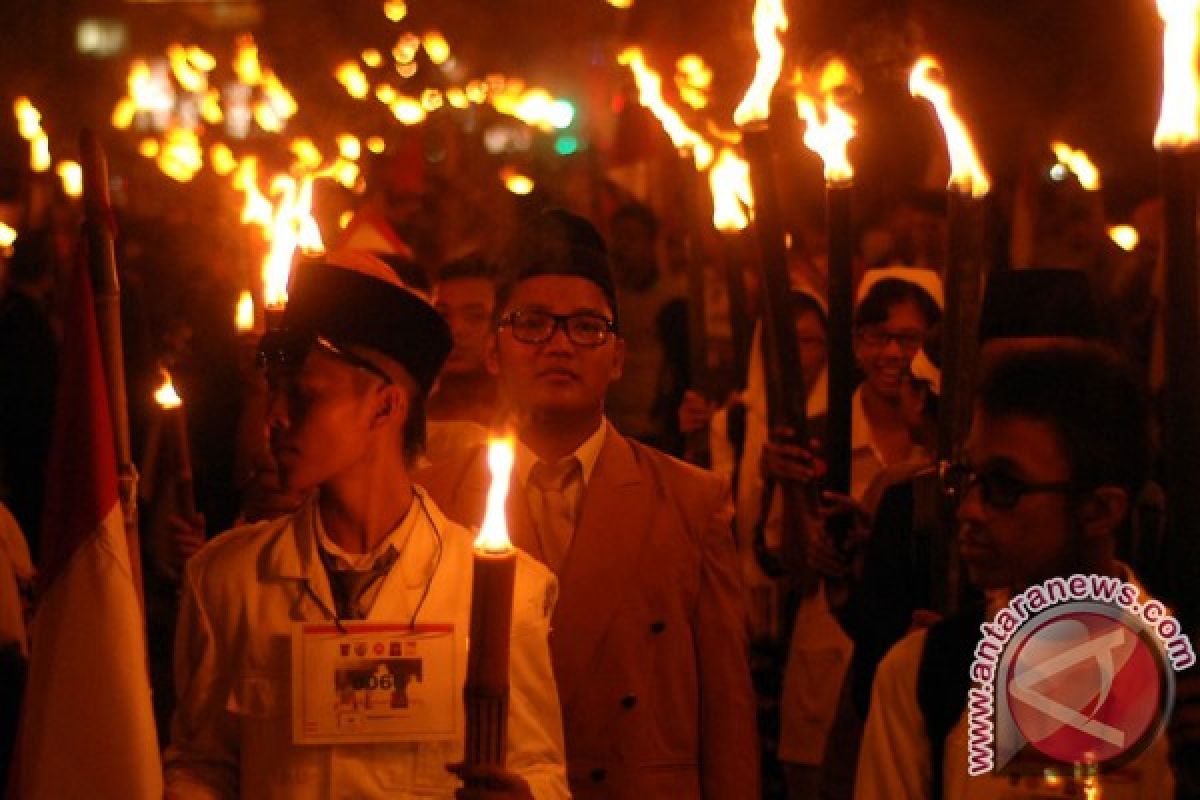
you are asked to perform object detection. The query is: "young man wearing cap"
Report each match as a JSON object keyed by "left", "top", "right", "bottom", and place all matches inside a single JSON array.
[
  {"left": 419, "top": 210, "right": 758, "bottom": 799},
  {"left": 164, "top": 252, "right": 569, "bottom": 799},
  {"left": 854, "top": 344, "right": 1174, "bottom": 799}
]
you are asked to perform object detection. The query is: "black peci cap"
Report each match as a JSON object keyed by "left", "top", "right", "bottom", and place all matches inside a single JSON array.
[
  {"left": 499, "top": 208, "right": 620, "bottom": 329},
  {"left": 266, "top": 251, "right": 453, "bottom": 393}
]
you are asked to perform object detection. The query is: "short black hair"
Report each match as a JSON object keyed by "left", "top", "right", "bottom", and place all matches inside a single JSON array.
[
  {"left": 976, "top": 343, "right": 1151, "bottom": 496},
  {"left": 495, "top": 208, "right": 620, "bottom": 330},
  {"left": 854, "top": 278, "right": 942, "bottom": 329},
  {"left": 436, "top": 253, "right": 495, "bottom": 285}
]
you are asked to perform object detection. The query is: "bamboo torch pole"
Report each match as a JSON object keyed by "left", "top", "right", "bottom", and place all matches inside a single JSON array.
[{"left": 80, "top": 129, "right": 142, "bottom": 602}]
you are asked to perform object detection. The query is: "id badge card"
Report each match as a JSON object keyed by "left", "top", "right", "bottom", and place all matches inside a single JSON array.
[{"left": 291, "top": 621, "right": 458, "bottom": 744}]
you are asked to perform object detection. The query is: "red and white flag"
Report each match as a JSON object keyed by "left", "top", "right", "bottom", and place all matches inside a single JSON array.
[{"left": 13, "top": 259, "right": 162, "bottom": 798}]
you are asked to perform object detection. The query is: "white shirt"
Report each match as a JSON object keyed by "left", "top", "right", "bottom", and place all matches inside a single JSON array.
[{"left": 515, "top": 419, "right": 607, "bottom": 535}]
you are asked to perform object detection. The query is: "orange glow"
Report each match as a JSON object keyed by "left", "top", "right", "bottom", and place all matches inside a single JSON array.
[
  {"left": 210, "top": 143, "right": 237, "bottom": 176},
  {"left": 289, "top": 137, "right": 323, "bottom": 171},
  {"left": 795, "top": 61, "right": 857, "bottom": 185},
  {"left": 466, "top": 80, "right": 488, "bottom": 104},
  {"left": 1108, "top": 224, "right": 1140, "bottom": 252},
  {"left": 375, "top": 83, "right": 398, "bottom": 104},
  {"left": 367, "top": 135, "right": 387, "bottom": 154},
  {"left": 127, "top": 59, "right": 172, "bottom": 114},
  {"left": 733, "top": 0, "right": 788, "bottom": 126},
  {"left": 909, "top": 56, "right": 991, "bottom": 198},
  {"left": 111, "top": 97, "right": 136, "bottom": 130},
  {"left": 30, "top": 133, "right": 51, "bottom": 173},
  {"left": 235, "top": 290, "right": 256, "bottom": 333},
  {"left": 337, "top": 133, "right": 362, "bottom": 161},
  {"left": 0, "top": 223, "right": 17, "bottom": 249},
  {"left": 501, "top": 167, "right": 535, "bottom": 195},
  {"left": 187, "top": 46, "right": 216, "bottom": 72},
  {"left": 262, "top": 174, "right": 325, "bottom": 310},
  {"left": 138, "top": 138, "right": 160, "bottom": 159},
  {"left": 339, "top": 210, "right": 354, "bottom": 229},
  {"left": 397, "top": 62, "right": 419, "bottom": 79},
  {"left": 200, "top": 88, "right": 224, "bottom": 125},
  {"left": 361, "top": 48, "right": 384, "bottom": 68},
  {"left": 709, "top": 147, "right": 754, "bottom": 232},
  {"left": 421, "top": 88, "right": 444, "bottom": 111},
  {"left": 337, "top": 61, "right": 370, "bottom": 99},
  {"left": 618, "top": 47, "right": 714, "bottom": 170},
  {"left": 446, "top": 87, "right": 469, "bottom": 109},
  {"left": 157, "top": 127, "right": 203, "bottom": 182},
  {"left": 423, "top": 31, "right": 451, "bottom": 65},
  {"left": 154, "top": 369, "right": 183, "bottom": 410},
  {"left": 383, "top": 0, "right": 408, "bottom": 21},
  {"left": 253, "top": 101, "right": 283, "bottom": 133},
  {"left": 57, "top": 161, "right": 83, "bottom": 198},
  {"left": 1155, "top": 0, "right": 1200, "bottom": 148},
  {"left": 390, "top": 96, "right": 427, "bottom": 125},
  {"left": 167, "top": 43, "right": 208, "bottom": 93},
  {"left": 261, "top": 71, "right": 298, "bottom": 120},
  {"left": 1051, "top": 141, "right": 1100, "bottom": 190},
  {"left": 676, "top": 54, "right": 713, "bottom": 110},
  {"left": 607, "top": 0, "right": 634, "bottom": 7},
  {"left": 232, "top": 157, "right": 274, "bottom": 232},
  {"left": 234, "top": 34, "right": 263, "bottom": 86},
  {"left": 475, "top": 437, "right": 515, "bottom": 553},
  {"left": 13, "top": 97, "right": 42, "bottom": 140},
  {"left": 393, "top": 32, "right": 421, "bottom": 64}
]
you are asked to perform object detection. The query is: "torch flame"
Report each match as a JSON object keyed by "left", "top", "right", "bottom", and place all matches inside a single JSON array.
[
  {"left": 155, "top": 369, "right": 183, "bottom": 410},
  {"left": 168, "top": 43, "right": 208, "bottom": 93},
  {"left": 233, "top": 156, "right": 274, "bottom": 232},
  {"left": 30, "top": 133, "right": 51, "bottom": 173},
  {"left": 709, "top": 147, "right": 754, "bottom": 232},
  {"left": 501, "top": 168, "right": 535, "bottom": 195},
  {"left": 57, "top": 161, "right": 83, "bottom": 198},
  {"left": 909, "top": 56, "right": 991, "bottom": 198},
  {"left": 1108, "top": 224, "right": 1140, "bottom": 252},
  {"left": 1155, "top": 0, "right": 1200, "bottom": 148},
  {"left": 1051, "top": 141, "right": 1101, "bottom": 190},
  {"left": 383, "top": 0, "right": 408, "bottom": 21},
  {"left": 795, "top": 62, "right": 857, "bottom": 185},
  {"left": 157, "top": 127, "right": 203, "bottom": 183},
  {"left": 475, "top": 437, "right": 515, "bottom": 553},
  {"left": 618, "top": 47, "right": 714, "bottom": 170},
  {"left": 0, "top": 223, "right": 17, "bottom": 249},
  {"left": 262, "top": 174, "right": 325, "bottom": 310},
  {"left": 13, "top": 97, "right": 42, "bottom": 141},
  {"left": 234, "top": 34, "right": 264, "bottom": 86},
  {"left": 236, "top": 290, "right": 256, "bottom": 332},
  {"left": 733, "top": 0, "right": 789, "bottom": 126},
  {"left": 337, "top": 62, "right": 371, "bottom": 99},
  {"left": 423, "top": 31, "right": 451, "bottom": 65}
]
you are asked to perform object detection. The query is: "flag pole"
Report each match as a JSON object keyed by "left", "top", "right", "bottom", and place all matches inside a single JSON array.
[{"left": 80, "top": 129, "right": 142, "bottom": 605}]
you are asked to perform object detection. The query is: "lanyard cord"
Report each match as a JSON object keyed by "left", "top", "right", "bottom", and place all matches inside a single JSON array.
[{"left": 300, "top": 490, "right": 444, "bottom": 632}]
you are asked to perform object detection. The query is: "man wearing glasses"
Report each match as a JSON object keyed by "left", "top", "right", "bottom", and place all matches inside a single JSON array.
[
  {"left": 420, "top": 209, "right": 758, "bottom": 800},
  {"left": 164, "top": 252, "right": 569, "bottom": 799},
  {"left": 853, "top": 343, "right": 1173, "bottom": 799}
]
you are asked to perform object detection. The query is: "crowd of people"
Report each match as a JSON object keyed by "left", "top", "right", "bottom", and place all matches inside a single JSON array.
[{"left": 1, "top": 145, "right": 1199, "bottom": 800}]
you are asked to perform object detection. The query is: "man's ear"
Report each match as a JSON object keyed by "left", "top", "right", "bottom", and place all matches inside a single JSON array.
[
  {"left": 1079, "top": 486, "right": 1130, "bottom": 541},
  {"left": 371, "top": 383, "right": 409, "bottom": 431},
  {"left": 609, "top": 336, "right": 626, "bottom": 382}
]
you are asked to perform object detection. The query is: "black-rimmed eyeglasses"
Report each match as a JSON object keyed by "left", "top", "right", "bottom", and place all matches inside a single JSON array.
[
  {"left": 499, "top": 310, "right": 616, "bottom": 347},
  {"left": 939, "top": 461, "right": 1081, "bottom": 511}
]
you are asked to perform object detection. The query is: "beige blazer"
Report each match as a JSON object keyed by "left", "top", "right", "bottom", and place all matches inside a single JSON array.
[
  {"left": 164, "top": 488, "right": 568, "bottom": 800},
  {"left": 418, "top": 430, "right": 759, "bottom": 799}
]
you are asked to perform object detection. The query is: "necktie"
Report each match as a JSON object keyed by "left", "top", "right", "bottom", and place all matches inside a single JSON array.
[
  {"left": 320, "top": 546, "right": 400, "bottom": 620},
  {"left": 528, "top": 458, "right": 581, "bottom": 573}
]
